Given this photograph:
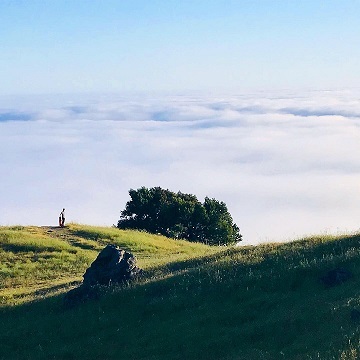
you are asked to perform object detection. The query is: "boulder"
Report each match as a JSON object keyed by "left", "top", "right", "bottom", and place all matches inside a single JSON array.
[
  {"left": 64, "top": 245, "right": 142, "bottom": 308},
  {"left": 351, "top": 309, "right": 360, "bottom": 322},
  {"left": 83, "top": 244, "right": 142, "bottom": 286},
  {"left": 321, "top": 268, "right": 352, "bottom": 287}
]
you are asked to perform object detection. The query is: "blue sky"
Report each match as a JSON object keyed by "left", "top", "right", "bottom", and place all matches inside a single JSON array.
[
  {"left": 1, "top": 0, "right": 360, "bottom": 94},
  {"left": 2, "top": 2, "right": 360, "bottom": 243}
]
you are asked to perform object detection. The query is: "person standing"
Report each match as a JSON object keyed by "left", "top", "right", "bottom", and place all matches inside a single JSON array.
[{"left": 59, "top": 208, "right": 65, "bottom": 227}]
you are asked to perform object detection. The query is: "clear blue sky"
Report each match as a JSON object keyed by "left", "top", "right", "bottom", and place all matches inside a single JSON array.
[{"left": 1, "top": 0, "right": 360, "bottom": 95}]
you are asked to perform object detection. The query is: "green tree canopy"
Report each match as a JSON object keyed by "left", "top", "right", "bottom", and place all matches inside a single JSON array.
[{"left": 117, "top": 187, "right": 242, "bottom": 245}]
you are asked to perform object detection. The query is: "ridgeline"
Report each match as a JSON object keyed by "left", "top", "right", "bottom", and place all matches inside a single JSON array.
[{"left": 1, "top": 224, "right": 360, "bottom": 359}]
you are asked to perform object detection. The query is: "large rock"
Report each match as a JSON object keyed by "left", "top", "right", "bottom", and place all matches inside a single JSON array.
[
  {"left": 351, "top": 309, "right": 360, "bottom": 322},
  {"left": 83, "top": 244, "right": 142, "bottom": 286},
  {"left": 320, "top": 267, "right": 352, "bottom": 287},
  {"left": 64, "top": 245, "right": 142, "bottom": 308}
]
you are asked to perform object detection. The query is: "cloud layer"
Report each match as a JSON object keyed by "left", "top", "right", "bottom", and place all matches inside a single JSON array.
[{"left": 1, "top": 89, "right": 360, "bottom": 244}]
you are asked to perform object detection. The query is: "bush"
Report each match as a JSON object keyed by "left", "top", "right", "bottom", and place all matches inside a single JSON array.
[{"left": 117, "top": 187, "right": 242, "bottom": 245}]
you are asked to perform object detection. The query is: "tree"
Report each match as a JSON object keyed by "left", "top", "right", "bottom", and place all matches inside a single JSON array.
[
  {"left": 117, "top": 187, "right": 242, "bottom": 245},
  {"left": 203, "top": 197, "right": 242, "bottom": 245}
]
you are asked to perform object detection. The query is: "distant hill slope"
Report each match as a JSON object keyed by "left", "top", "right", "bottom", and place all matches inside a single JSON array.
[{"left": 1, "top": 224, "right": 360, "bottom": 359}]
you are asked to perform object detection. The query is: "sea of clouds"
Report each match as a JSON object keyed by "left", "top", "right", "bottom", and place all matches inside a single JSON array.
[{"left": 1, "top": 89, "right": 360, "bottom": 244}]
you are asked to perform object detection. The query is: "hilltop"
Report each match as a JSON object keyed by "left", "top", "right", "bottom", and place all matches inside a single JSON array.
[{"left": 1, "top": 224, "right": 360, "bottom": 359}]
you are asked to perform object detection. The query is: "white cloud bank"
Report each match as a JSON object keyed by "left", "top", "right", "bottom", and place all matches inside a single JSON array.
[{"left": 1, "top": 89, "right": 360, "bottom": 244}]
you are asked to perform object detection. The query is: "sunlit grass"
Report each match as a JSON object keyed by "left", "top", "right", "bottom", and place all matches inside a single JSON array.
[
  {"left": 68, "top": 223, "right": 221, "bottom": 269},
  {"left": 1, "top": 225, "right": 360, "bottom": 358},
  {"left": 0, "top": 224, "right": 220, "bottom": 306}
]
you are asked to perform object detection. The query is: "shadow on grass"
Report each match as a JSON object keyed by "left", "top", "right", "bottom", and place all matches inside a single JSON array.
[
  {"left": 2, "top": 235, "right": 360, "bottom": 359},
  {"left": 70, "top": 229, "right": 114, "bottom": 242},
  {"left": 2, "top": 234, "right": 360, "bottom": 309},
  {"left": 4, "top": 233, "right": 360, "bottom": 308},
  {"left": 65, "top": 239, "right": 100, "bottom": 251},
  {"left": 33, "top": 280, "right": 81, "bottom": 297},
  {"left": 265, "top": 233, "right": 360, "bottom": 267},
  {"left": 0, "top": 243, "right": 60, "bottom": 253},
  {"left": 145, "top": 247, "right": 240, "bottom": 277}
]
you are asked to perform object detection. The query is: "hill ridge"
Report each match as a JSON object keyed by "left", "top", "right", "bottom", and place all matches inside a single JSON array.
[{"left": 1, "top": 224, "right": 360, "bottom": 359}]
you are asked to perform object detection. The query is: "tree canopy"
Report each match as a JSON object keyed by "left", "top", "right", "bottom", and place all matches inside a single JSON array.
[{"left": 117, "top": 187, "right": 242, "bottom": 245}]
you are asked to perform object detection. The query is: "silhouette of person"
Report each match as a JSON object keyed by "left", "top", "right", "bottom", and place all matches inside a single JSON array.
[{"left": 59, "top": 208, "right": 65, "bottom": 227}]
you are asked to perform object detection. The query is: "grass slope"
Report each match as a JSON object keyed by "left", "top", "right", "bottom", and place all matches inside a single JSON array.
[{"left": 1, "top": 224, "right": 360, "bottom": 359}]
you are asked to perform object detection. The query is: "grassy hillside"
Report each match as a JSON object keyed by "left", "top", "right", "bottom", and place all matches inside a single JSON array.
[
  {"left": 0, "top": 224, "right": 218, "bottom": 305},
  {"left": 1, "top": 224, "right": 360, "bottom": 359}
]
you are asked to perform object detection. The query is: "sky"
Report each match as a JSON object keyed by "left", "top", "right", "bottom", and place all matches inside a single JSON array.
[
  {"left": 1, "top": 1, "right": 360, "bottom": 244},
  {"left": 1, "top": 0, "right": 360, "bottom": 94}
]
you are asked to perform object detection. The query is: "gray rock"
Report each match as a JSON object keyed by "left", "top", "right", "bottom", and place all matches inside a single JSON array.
[
  {"left": 63, "top": 245, "right": 142, "bottom": 307},
  {"left": 351, "top": 309, "right": 360, "bottom": 322},
  {"left": 83, "top": 244, "right": 142, "bottom": 286},
  {"left": 321, "top": 268, "right": 352, "bottom": 287}
]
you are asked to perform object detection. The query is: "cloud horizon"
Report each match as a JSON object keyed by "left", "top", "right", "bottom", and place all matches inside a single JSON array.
[{"left": 1, "top": 89, "right": 360, "bottom": 244}]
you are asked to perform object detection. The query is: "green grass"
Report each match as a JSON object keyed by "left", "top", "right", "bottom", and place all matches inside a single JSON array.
[
  {"left": 0, "top": 224, "right": 218, "bottom": 305},
  {"left": 1, "top": 224, "right": 360, "bottom": 359}
]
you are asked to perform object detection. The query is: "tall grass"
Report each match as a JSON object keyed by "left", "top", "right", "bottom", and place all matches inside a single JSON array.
[
  {"left": 1, "top": 225, "right": 360, "bottom": 359},
  {"left": 0, "top": 224, "right": 218, "bottom": 305}
]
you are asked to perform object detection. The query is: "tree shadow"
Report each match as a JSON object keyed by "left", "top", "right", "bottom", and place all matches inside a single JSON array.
[
  {"left": 0, "top": 243, "right": 59, "bottom": 253},
  {"left": 3, "top": 233, "right": 360, "bottom": 312},
  {"left": 144, "top": 247, "right": 240, "bottom": 277}
]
